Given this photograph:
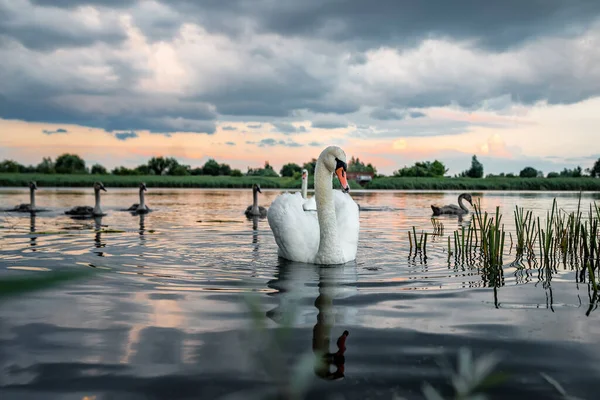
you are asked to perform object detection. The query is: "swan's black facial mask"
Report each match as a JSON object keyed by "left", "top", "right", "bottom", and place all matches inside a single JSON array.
[{"left": 334, "top": 157, "right": 350, "bottom": 193}]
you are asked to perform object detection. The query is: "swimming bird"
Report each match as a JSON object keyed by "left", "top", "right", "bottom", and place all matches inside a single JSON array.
[
  {"left": 267, "top": 145, "right": 360, "bottom": 265},
  {"left": 12, "top": 181, "right": 39, "bottom": 213},
  {"left": 126, "top": 183, "right": 150, "bottom": 214},
  {"left": 245, "top": 183, "right": 268, "bottom": 218},
  {"left": 65, "top": 182, "right": 107, "bottom": 217},
  {"left": 301, "top": 168, "right": 317, "bottom": 211},
  {"left": 431, "top": 193, "right": 473, "bottom": 216}
]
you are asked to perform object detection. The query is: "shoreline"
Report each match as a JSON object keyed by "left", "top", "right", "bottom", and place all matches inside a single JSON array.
[{"left": 1, "top": 173, "right": 599, "bottom": 191}]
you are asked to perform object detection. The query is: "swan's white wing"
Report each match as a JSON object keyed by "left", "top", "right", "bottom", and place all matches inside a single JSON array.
[
  {"left": 333, "top": 190, "right": 360, "bottom": 263},
  {"left": 267, "top": 192, "right": 320, "bottom": 263}
]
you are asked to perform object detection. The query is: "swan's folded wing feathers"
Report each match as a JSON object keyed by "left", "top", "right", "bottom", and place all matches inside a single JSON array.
[{"left": 267, "top": 192, "right": 319, "bottom": 262}]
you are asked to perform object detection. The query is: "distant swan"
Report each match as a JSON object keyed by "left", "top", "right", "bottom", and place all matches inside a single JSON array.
[
  {"left": 267, "top": 145, "right": 360, "bottom": 265},
  {"left": 12, "top": 181, "right": 43, "bottom": 213},
  {"left": 65, "top": 181, "right": 107, "bottom": 217},
  {"left": 431, "top": 193, "right": 473, "bottom": 216},
  {"left": 301, "top": 168, "right": 316, "bottom": 211},
  {"left": 245, "top": 183, "right": 267, "bottom": 218},
  {"left": 126, "top": 183, "right": 150, "bottom": 214}
]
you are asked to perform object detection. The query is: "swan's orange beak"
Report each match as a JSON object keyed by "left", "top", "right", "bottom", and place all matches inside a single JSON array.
[
  {"left": 335, "top": 167, "right": 350, "bottom": 193},
  {"left": 302, "top": 171, "right": 307, "bottom": 179}
]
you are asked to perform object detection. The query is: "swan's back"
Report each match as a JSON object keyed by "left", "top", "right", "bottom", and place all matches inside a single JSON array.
[{"left": 267, "top": 192, "right": 320, "bottom": 263}]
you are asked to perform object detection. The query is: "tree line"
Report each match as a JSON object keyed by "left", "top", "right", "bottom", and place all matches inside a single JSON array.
[
  {"left": 1, "top": 153, "right": 599, "bottom": 179},
  {"left": 0, "top": 154, "right": 376, "bottom": 179}
]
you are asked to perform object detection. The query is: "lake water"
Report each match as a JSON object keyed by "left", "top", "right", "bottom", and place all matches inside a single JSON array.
[{"left": 1, "top": 188, "right": 600, "bottom": 400}]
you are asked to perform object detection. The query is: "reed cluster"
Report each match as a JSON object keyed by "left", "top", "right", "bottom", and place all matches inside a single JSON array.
[{"left": 511, "top": 196, "right": 600, "bottom": 291}]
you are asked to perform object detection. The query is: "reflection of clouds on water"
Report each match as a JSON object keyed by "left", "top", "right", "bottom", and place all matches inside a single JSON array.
[{"left": 1, "top": 189, "right": 600, "bottom": 398}]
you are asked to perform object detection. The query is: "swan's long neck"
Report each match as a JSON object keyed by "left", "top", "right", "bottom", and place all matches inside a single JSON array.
[
  {"left": 29, "top": 187, "right": 36, "bottom": 209},
  {"left": 301, "top": 177, "right": 308, "bottom": 199},
  {"left": 252, "top": 187, "right": 259, "bottom": 214},
  {"left": 139, "top": 189, "right": 146, "bottom": 209},
  {"left": 315, "top": 159, "right": 342, "bottom": 261},
  {"left": 93, "top": 189, "right": 102, "bottom": 214},
  {"left": 458, "top": 195, "right": 468, "bottom": 212}
]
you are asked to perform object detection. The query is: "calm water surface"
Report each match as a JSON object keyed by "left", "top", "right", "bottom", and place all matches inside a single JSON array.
[{"left": 1, "top": 188, "right": 600, "bottom": 399}]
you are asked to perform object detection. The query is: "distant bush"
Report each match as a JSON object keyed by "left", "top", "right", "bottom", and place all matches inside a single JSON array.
[{"left": 91, "top": 164, "right": 107, "bottom": 175}]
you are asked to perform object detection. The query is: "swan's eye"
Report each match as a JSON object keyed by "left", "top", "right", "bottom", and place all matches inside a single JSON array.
[{"left": 334, "top": 157, "right": 347, "bottom": 172}]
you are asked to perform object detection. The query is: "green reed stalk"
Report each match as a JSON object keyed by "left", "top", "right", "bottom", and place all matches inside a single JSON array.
[{"left": 413, "top": 227, "right": 419, "bottom": 250}]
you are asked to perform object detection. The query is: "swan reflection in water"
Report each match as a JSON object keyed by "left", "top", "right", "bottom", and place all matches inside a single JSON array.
[
  {"left": 29, "top": 213, "right": 38, "bottom": 250},
  {"left": 93, "top": 215, "right": 105, "bottom": 256},
  {"left": 138, "top": 213, "right": 146, "bottom": 244},
  {"left": 266, "top": 260, "right": 358, "bottom": 381}
]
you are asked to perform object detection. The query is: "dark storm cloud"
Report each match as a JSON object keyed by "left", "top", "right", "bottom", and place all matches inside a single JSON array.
[
  {"left": 114, "top": 131, "right": 138, "bottom": 141},
  {"left": 311, "top": 120, "right": 348, "bottom": 129},
  {"left": 247, "top": 138, "right": 303, "bottom": 147},
  {"left": 30, "top": 0, "right": 137, "bottom": 7},
  {"left": 370, "top": 109, "right": 405, "bottom": 120},
  {"left": 272, "top": 122, "right": 308, "bottom": 134},
  {"left": 193, "top": 66, "right": 354, "bottom": 117},
  {"left": 174, "top": 0, "right": 600, "bottom": 51},
  {"left": 42, "top": 128, "right": 68, "bottom": 135},
  {"left": 0, "top": 2, "right": 127, "bottom": 51},
  {"left": 0, "top": 25, "right": 126, "bottom": 51},
  {"left": 0, "top": 94, "right": 217, "bottom": 135},
  {"left": 2, "top": 0, "right": 600, "bottom": 135}
]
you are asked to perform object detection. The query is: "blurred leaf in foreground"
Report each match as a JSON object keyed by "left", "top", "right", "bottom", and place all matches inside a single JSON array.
[{"left": 0, "top": 269, "right": 96, "bottom": 300}]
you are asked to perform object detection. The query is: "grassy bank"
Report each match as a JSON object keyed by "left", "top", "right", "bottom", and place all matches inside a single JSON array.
[
  {"left": 0, "top": 173, "right": 598, "bottom": 191},
  {"left": 365, "top": 177, "right": 600, "bottom": 191},
  {"left": 0, "top": 173, "right": 363, "bottom": 190}
]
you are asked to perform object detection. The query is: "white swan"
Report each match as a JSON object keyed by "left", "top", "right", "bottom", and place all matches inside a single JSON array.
[
  {"left": 301, "top": 168, "right": 317, "bottom": 211},
  {"left": 267, "top": 146, "right": 359, "bottom": 265}
]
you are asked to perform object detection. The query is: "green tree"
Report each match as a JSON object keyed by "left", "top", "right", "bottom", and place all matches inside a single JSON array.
[
  {"left": 0, "top": 160, "right": 23, "bottom": 173},
  {"left": 247, "top": 161, "right": 279, "bottom": 177},
  {"left": 170, "top": 164, "right": 190, "bottom": 176},
  {"left": 520, "top": 167, "right": 538, "bottom": 178},
  {"left": 230, "top": 169, "right": 243, "bottom": 177},
  {"left": 461, "top": 155, "right": 484, "bottom": 178},
  {"left": 348, "top": 156, "right": 377, "bottom": 174},
  {"left": 219, "top": 163, "right": 231, "bottom": 176},
  {"left": 36, "top": 157, "right": 55, "bottom": 174},
  {"left": 135, "top": 164, "right": 152, "bottom": 175},
  {"left": 302, "top": 158, "right": 317, "bottom": 175},
  {"left": 147, "top": 156, "right": 179, "bottom": 175},
  {"left": 588, "top": 158, "right": 600, "bottom": 178},
  {"left": 280, "top": 162, "right": 302, "bottom": 177},
  {"left": 559, "top": 166, "right": 583, "bottom": 178},
  {"left": 55, "top": 153, "right": 86, "bottom": 174},
  {"left": 202, "top": 159, "right": 221, "bottom": 176},
  {"left": 112, "top": 166, "right": 139, "bottom": 175},
  {"left": 394, "top": 160, "right": 448, "bottom": 178},
  {"left": 547, "top": 172, "right": 560, "bottom": 178},
  {"left": 91, "top": 164, "right": 107, "bottom": 175}
]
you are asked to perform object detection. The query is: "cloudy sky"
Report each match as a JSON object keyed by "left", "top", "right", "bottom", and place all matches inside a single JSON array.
[{"left": 1, "top": 0, "right": 599, "bottom": 175}]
